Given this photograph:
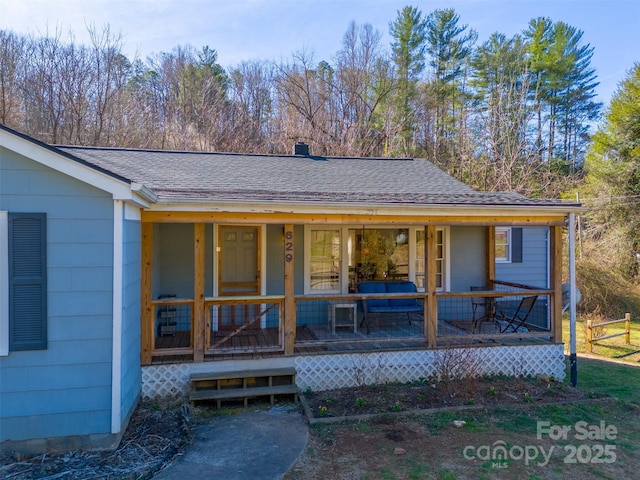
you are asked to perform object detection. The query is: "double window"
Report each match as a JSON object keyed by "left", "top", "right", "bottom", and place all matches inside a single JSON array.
[
  {"left": 1, "top": 212, "right": 47, "bottom": 355},
  {"left": 305, "top": 226, "right": 447, "bottom": 294}
]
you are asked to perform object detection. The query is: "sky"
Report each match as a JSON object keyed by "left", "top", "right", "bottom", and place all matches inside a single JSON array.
[{"left": 1, "top": 0, "right": 639, "bottom": 107}]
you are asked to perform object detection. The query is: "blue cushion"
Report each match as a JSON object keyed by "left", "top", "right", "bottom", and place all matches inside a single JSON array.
[
  {"left": 385, "top": 281, "right": 418, "bottom": 307},
  {"left": 357, "top": 282, "right": 388, "bottom": 308}
]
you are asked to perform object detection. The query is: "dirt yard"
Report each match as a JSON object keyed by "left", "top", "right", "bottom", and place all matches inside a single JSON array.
[{"left": 287, "top": 376, "right": 640, "bottom": 479}]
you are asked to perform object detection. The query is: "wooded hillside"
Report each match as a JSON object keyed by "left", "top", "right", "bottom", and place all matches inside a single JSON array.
[
  {"left": 1, "top": 8, "right": 601, "bottom": 199},
  {"left": 3, "top": 8, "right": 639, "bottom": 316}
]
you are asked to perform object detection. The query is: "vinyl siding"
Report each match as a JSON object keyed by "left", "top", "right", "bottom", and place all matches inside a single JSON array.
[
  {"left": 496, "top": 227, "right": 548, "bottom": 288},
  {"left": 0, "top": 147, "right": 115, "bottom": 443}
]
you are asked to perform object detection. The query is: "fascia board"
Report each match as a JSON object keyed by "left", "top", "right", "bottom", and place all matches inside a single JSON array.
[{"left": 145, "top": 198, "right": 580, "bottom": 217}]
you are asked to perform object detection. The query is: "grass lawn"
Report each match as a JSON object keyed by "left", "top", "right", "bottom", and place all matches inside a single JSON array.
[
  {"left": 563, "top": 314, "right": 640, "bottom": 363},
  {"left": 572, "top": 356, "right": 640, "bottom": 404}
]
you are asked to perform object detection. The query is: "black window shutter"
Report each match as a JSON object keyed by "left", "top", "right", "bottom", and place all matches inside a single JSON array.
[
  {"left": 511, "top": 227, "right": 523, "bottom": 263},
  {"left": 8, "top": 213, "right": 47, "bottom": 351}
]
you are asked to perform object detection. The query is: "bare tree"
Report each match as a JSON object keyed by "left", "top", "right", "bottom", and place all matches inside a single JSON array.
[{"left": 0, "top": 30, "right": 26, "bottom": 125}]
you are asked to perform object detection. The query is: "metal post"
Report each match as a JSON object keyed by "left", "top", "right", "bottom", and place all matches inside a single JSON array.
[{"left": 569, "top": 212, "right": 578, "bottom": 386}]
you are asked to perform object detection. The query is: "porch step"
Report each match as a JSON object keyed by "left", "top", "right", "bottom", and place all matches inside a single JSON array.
[{"left": 189, "top": 367, "right": 297, "bottom": 408}]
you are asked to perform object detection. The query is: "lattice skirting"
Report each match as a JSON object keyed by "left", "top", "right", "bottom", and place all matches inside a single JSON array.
[{"left": 141, "top": 344, "right": 566, "bottom": 399}]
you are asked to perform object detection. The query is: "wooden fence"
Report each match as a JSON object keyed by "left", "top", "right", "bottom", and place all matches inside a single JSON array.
[{"left": 586, "top": 313, "right": 631, "bottom": 353}]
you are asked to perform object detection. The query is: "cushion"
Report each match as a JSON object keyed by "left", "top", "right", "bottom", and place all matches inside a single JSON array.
[
  {"left": 385, "top": 281, "right": 419, "bottom": 307},
  {"left": 357, "top": 282, "right": 388, "bottom": 308}
]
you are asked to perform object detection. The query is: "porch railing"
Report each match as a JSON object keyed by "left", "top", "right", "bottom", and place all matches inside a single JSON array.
[
  {"left": 205, "top": 295, "right": 285, "bottom": 354},
  {"left": 436, "top": 281, "right": 553, "bottom": 344},
  {"left": 148, "top": 280, "right": 554, "bottom": 362},
  {"left": 295, "top": 293, "right": 426, "bottom": 348},
  {"left": 151, "top": 298, "right": 194, "bottom": 359}
]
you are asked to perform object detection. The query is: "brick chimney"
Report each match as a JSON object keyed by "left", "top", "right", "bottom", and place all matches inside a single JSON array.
[{"left": 293, "top": 142, "right": 309, "bottom": 156}]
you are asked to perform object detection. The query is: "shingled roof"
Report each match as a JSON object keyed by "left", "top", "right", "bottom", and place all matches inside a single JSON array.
[{"left": 54, "top": 145, "right": 570, "bottom": 208}]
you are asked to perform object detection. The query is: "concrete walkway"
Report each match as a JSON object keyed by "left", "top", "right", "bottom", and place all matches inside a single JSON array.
[{"left": 153, "top": 407, "right": 308, "bottom": 480}]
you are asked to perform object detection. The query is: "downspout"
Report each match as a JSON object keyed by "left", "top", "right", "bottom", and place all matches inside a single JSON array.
[
  {"left": 111, "top": 200, "right": 124, "bottom": 433},
  {"left": 569, "top": 212, "right": 577, "bottom": 386}
]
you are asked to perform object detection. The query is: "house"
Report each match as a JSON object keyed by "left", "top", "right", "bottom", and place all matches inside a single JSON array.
[{"left": 1, "top": 125, "right": 579, "bottom": 453}]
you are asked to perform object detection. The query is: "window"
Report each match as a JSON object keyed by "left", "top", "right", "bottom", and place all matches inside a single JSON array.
[
  {"left": 495, "top": 227, "right": 511, "bottom": 262},
  {"left": 495, "top": 227, "right": 522, "bottom": 263},
  {"left": 305, "top": 226, "right": 449, "bottom": 294},
  {"left": 6, "top": 213, "right": 48, "bottom": 351},
  {"left": 415, "top": 228, "right": 446, "bottom": 291},
  {"left": 347, "top": 228, "right": 409, "bottom": 291},
  {"left": 307, "top": 228, "right": 341, "bottom": 292}
]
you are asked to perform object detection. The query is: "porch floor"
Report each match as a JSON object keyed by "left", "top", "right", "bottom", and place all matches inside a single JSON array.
[{"left": 150, "top": 318, "right": 551, "bottom": 365}]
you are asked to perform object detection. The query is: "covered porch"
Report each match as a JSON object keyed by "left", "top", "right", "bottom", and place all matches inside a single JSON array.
[{"left": 140, "top": 210, "right": 566, "bottom": 366}]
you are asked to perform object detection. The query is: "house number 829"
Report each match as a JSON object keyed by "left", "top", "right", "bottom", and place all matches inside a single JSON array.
[{"left": 285, "top": 230, "right": 293, "bottom": 262}]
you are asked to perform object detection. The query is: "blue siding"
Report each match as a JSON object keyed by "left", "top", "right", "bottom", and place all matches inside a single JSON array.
[
  {"left": 1, "top": 147, "right": 115, "bottom": 443},
  {"left": 153, "top": 223, "right": 194, "bottom": 299},
  {"left": 449, "top": 226, "right": 486, "bottom": 291},
  {"left": 265, "top": 224, "right": 305, "bottom": 296},
  {"left": 496, "top": 227, "right": 548, "bottom": 288}
]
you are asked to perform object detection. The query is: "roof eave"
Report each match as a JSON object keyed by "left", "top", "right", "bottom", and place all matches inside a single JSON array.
[
  {"left": 1, "top": 126, "right": 152, "bottom": 208},
  {"left": 145, "top": 197, "right": 580, "bottom": 217}
]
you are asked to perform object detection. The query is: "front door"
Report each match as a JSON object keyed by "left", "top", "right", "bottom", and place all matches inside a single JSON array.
[{"left": 218, "top": 226, "right": 261, "bottom": 329}]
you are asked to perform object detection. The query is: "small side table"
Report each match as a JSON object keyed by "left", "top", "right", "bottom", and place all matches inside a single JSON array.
[{"left": 328, "top": 300, "right": 358, "bottom": 334}]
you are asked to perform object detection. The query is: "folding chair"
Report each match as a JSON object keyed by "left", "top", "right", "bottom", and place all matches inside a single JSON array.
[{"left": 495, "top": 295, "right": 537, "bottom": 333}]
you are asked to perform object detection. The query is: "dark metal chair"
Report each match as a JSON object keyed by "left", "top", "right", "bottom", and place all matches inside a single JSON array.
[
  {"left": 471, "top": 286, "right": 495, "bottom": 333},
  {"left": 495, "top": 295, "right": 538, "bottom": 333}
]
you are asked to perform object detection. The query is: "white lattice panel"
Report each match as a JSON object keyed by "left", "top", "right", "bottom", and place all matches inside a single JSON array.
[
  {"left": 294, "top": 344, "right": 566, "bottom": 392},
  {"left": 141, "top": 364, "right": 191, "bottom": 399},
  {"left": 141, "top": 345, "right": 566, "bottom": 399}
]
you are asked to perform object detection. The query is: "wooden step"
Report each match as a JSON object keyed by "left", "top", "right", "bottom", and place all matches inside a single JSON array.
[
  {"left": 190, "top": 367, "right": 296, "bottom": 383},
  {"left": 190, "top": 384, "right": 299, "bottom": 402},
  {"left": 189, "top": 367, "right": 298, "bottom": 408}
]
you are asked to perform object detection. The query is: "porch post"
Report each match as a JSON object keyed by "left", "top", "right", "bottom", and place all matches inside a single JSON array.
[
  {"left": 549, "top": 225, "right": 563, "bottom": 343},
  {"left": 141, "top": 222, "right": 153, "bottom": 365},
  {"left": 486, "top": 226, "right": 496, "bottom": 286},
  {"left": 283, "top": 224, "right": 296, "bottom": 354},
  {"left": 193, "top": 223, "right": 206, "bottom": 362},
  {"left": 425, "top": 226, "right": 438, "bottom": 348}
]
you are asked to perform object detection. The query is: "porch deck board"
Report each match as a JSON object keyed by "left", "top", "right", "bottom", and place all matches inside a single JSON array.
[{"left": 150, "top": 319, "right": 552, "bottom": 365}]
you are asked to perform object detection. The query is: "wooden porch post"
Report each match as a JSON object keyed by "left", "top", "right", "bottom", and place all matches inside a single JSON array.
[
  {"left": 549, "top": 225, "right": 563, "bottom": 343},
  {"left": 283, "top": 224, "right": 296, "bottom": 355},
  {"left": 425, "top": 226, "right": 438, "bottom": 348},
  {"left": 193, "top": 223, "right": 206, "bottom": 362},
  {"left": 141, "top": 222, "right": 153, "bottom": 365},
  {"left": 486, "top": 226, "right": 496, "bottom": 286}
]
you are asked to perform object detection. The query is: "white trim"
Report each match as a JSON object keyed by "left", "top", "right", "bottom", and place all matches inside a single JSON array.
[
  {"left": 1, "top": 129, "right": 150, "bottom": 207},
  {"left": 412, "top": 226, "right": 450, "bottom": 292},
  {"left": 443, "top": 226, "right": 451, "bottom": 292},
  {"left": 304, "top": 225, "right": 342, "bottom": 294},
  {"left": 495, "top": 226, "right": 512, "bottom": 263},
  {"left": 111, "top": 201, "right": 124, "bottom": 434},
  {"left": 569, "top": 213, "right": 577, "bottom": 356},
  {"left": 0, "top": 211, "right": 8, "bottom": 356},
  {"left": 124, "top": 203, "right": 141, "bottom": 221}
]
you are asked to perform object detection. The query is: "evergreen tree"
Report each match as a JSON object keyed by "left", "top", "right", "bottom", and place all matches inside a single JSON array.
[
  {"left": 424, "top": 8, "right": 476, "bottom": 165},
  {"left": 389, "top": 5, "right": 427, "bottom": 155},
  {"left": 581, "top": 64, "right": 640, "bottom": 276}
]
